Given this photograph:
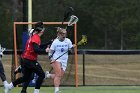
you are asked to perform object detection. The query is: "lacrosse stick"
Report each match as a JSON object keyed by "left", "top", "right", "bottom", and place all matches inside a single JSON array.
[
  {"left": 55, "top": 14, "right": 79, "bottom": 33},
  {"left": 67, "top": 15, "right": 79, "bottom": 26},
  {"left": 47, "top": 7, "right": 78, "bottom": 31},
  {"left": 63, "top": 7, "right": 78, "bottom": 27}
]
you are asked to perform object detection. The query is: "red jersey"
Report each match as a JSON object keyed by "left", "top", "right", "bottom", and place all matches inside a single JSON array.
[{"left": 22, "top": 34, "right": 41, "bottom": 60}]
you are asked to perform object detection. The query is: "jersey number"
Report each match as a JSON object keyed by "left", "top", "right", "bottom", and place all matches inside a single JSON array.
[{"left": 61, "top": 48, "right": 64, "bottom": 52}]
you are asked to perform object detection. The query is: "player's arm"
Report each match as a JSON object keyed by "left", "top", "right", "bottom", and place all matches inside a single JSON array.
[
  {"left": 48, "top": 41, "right": 55, "bottom": 60},
  {"left": 48, "top": 49, "right": 55, "bottom": 60},
  {"left": 40, "top": 40, "right": 53, "bottom": 49},
  {"left": 68, "top": 39, "right": 76, "bottom": 53},
  {"left": 33, "top": 43, "right": 47, "bottom": 53}
]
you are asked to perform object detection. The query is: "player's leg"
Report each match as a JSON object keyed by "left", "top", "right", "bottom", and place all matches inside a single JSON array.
[
  {"left": 4, "top": 68, "right": 32, "bottom": 93},
  {"left": 0, "top": 59, "right": 9, "bottom": 93},
  {"left": 20, "top": 73, "right": 34, "bottom": 93},
  {"left": 51, "top": 61, "right": 63, "bottom": 93},
  {"left": 5, "top": 59, "right": 33, "bottom": 93},
  {"left": 0, "top": 60, "right": 7, "bottom": 83},
  {"left": 45, "top": 70, "right": 55, "bottom": 79},
  {"left": 45, "top": 62, "right": 64, "bottom": 79},
  {"left": 14, "top": 57, "right": 30, "bottom": 93},
  {"left": 33, "top": 62, "right": 45, "bottom": 93},
  {"left": 13, "top": 67, "right": 32, "bottom": 86}
]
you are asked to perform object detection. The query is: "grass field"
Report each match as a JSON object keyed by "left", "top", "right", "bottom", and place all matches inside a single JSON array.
[
  {"left": 1, "top": 55, "right": 140, "bottom": 93},
  {"left": 1, "top": 86, "right": 140, "bottom": 93},
  {"left": 1, "top": 54, "right": 140, "bottom": 86}
]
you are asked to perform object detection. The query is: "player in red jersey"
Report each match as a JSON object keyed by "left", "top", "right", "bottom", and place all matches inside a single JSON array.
[{"left": 5, "top": 21, "right": 49, "bottom": 93}]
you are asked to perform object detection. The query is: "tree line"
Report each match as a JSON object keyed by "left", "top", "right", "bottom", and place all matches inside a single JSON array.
[{"left": 0, "top": 0, "right": 140, "bottom": 49}]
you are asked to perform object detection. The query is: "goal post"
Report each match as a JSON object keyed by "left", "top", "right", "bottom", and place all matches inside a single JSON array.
[{"left": 13, "top": 22, "right": 78, "bottom": 87}]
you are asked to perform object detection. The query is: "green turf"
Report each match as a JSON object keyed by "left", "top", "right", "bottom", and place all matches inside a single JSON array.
[{"left": 1, "top": 86, "right": 140, "bottom": 93}]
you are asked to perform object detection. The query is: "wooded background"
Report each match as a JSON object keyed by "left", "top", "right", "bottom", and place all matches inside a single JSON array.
[{"left": 0, "top": 0, "right": 140, "bottom": 49}]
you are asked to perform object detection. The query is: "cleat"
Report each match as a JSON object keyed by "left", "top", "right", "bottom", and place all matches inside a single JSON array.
[
  {"left": 55, "top": 91, "right": 61, "bottom": 93},
  {"left": 4, "top": 84, "right": 10, "bottom": 93},
  {"left": 45, "top": 71, "right": 50, "bottom": 78}
]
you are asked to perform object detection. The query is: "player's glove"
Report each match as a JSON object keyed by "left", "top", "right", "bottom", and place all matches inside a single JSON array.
[
  {"left": 48, "top": 55, "right": 52, "bottom": 60},
  {"left": 0, "top": 45, "right": 6, "bottom": 58},
  {"left": 0, "top": 51, "right": 3, "bottom": 58},
  {"left": 48, "top": 54, "right": 55, "bottom": 63},
  {"left": 48, "top": 49, "right": 55, "bottom": 60}
]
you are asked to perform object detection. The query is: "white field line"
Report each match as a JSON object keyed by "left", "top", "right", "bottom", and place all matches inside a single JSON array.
[
  {"left": 75, "top": 72, "right": 140, "bottom": 82},
  {"left": 79, "top": 65, "right": 140, "bottom": 73},
  {"left": 88, "top": 74, "right": 140, "bottom": 82},
  {"left": 77, "top": 65, "right": 140, "bottom": 82}
]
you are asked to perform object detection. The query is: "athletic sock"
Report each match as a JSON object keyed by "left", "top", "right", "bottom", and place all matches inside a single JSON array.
[
  {"left": 34, "top": 89, "right": 40, "bottom": 93},
  {"left": 3, "top": 80, "right": 8, "bottom": 87},
  {"left": 55, "top": 87, "right": 59, "bottom": 93},
  {"left": 47, "top": 73, "right": 51, "bottom": 78}
]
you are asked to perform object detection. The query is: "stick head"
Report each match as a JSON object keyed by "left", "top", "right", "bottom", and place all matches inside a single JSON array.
[{"left": 68, "top": 15, "right": 79, "bottom": 26}]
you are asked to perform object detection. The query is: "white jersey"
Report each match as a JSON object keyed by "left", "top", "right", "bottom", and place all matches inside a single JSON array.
[{"left": 50, "top": 38, "right": 73, "bottom": 63}]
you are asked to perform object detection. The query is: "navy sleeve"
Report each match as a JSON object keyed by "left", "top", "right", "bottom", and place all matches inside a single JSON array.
[
  {"left": 40, "top": 40, "right": 53, "bottom": 49},
  {"left": 33, "top": 43, "right": 46, "bottom": 53}
]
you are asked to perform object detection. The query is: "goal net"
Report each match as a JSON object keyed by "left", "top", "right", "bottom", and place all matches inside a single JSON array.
[{"left": 12, "top": 22, "right": 78, "bottom": 86}]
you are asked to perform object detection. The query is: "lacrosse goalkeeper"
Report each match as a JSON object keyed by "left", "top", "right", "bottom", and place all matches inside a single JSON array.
[
  {"left": 0, "top": 44, "right": 9, "bottom": 93},
  {"left": 5, "top": 21, "right": 51, "bottom": 93},
  {"left": 45, "top": 27, "right": 76, "bottom": 93}
]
